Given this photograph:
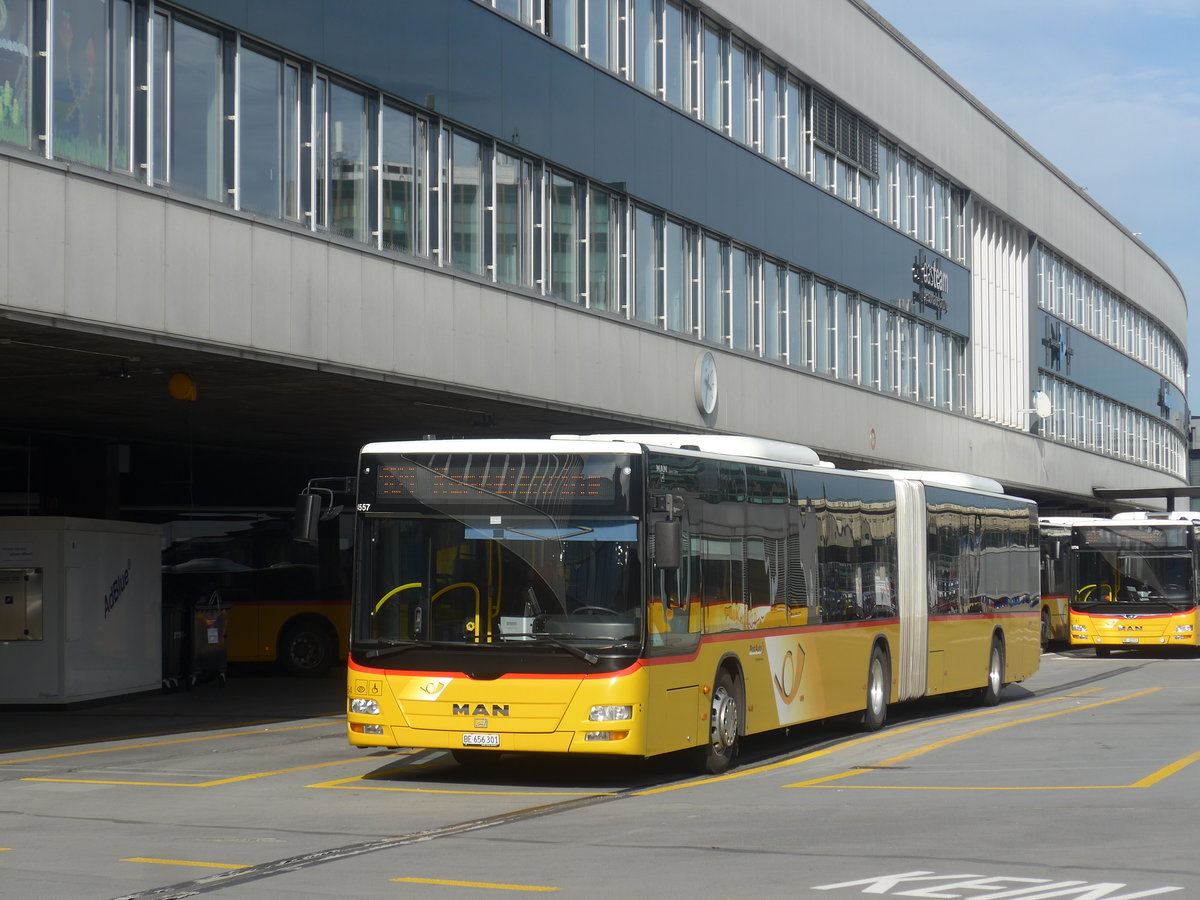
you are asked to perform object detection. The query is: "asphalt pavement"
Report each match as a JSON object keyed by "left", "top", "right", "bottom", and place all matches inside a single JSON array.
[{"left": 0, "top": 666, "right": 345, "bottom": 754}]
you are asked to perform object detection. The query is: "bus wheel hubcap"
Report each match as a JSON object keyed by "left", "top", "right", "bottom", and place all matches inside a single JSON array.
[{"left": 711, "top": 687, "right": 737, "bottom": 753}]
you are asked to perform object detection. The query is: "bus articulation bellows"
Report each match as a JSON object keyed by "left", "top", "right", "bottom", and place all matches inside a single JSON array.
[{"left": 346, "top": 434, "right": 1040, "bottom": 773}]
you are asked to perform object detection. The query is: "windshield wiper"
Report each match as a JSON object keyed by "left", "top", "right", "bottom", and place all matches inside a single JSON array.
[
  {"left": 501, "top": 633, "right": 599, "bottom": 665},
  {"left": 360, "top": 640, "right": 437, "bottom": 660}
]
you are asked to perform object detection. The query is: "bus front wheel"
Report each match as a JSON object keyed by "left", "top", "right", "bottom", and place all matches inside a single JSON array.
[{"left": 697, "top": 670, "right": 739, "bottom": 775}]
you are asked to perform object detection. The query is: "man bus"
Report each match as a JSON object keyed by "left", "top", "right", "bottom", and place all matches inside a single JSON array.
[
  {"left": 345, "top": 434, "right": 1040, "bottom": 772},
  {"left": 1066, "top": 512, "right": 1200, "bottom": 656}
]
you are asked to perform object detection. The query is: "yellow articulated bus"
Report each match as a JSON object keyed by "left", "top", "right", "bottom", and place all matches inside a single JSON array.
[
  {"left": 1066, "top": 512, "right": 1200, "bottom": 657},
  {"left": 346, "top": 434, "right": 1040, "bottom": 773},
  {"left": 159, "top": 478, "right": 355, "bottom": 676},
  {"left": 1038, "top": 516, "right": 1112, "bottom": 650}
]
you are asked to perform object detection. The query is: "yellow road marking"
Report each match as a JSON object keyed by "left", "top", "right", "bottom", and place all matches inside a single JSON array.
[
  {"left": 786, "top": 688, "right": 1200, "bottom": 791},
  {"left": 636, "top": 688, "right": 1104, "bottom": 796},
  {"left": 0, "top": 719, "right": 339, "bottom": 766},
  {"left": 790, "top": 687, "right": 1160, "bottom": 787},
  {"left": 123, "top": 857, "right": 249, "bottom": 870},
  {"left": 308, "top": 752, "right": 614, "bottom": 794},
  {"left": 1131, "top": 747, "right": 1200, "bottom": 788},
  {"left": 22, "top": 755, "right": 370, "bottom": 788},
  {"left": 392, "top": 876, "right": 558, "bottom": 892},
  {"left": 309, "top": 773, "right": 613, "bottom": 797}
]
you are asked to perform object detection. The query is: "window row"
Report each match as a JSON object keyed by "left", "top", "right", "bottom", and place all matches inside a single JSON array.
[
  {"left": 5, "top": 0, "right": 967, "bottom": 414},
  {"left": 476, "top": 0, "right": 967, "bottom": 261},
  {"left": 1037, "top": 374, "right": 1186, "bottom": 479},
  {"left": 1035, "top": 245, "right": 1184, "bottom": 391}
]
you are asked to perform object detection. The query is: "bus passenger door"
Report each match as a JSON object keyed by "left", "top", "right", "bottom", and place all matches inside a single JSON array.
[
  {"left": 645, "top": 500, "right": 702, "bottom": 756},
  {"left": 649, "top": 502, "right": 700, "bottom": 652}
]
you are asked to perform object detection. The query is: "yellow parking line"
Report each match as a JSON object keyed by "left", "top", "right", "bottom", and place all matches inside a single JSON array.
[
  {"left": 1131, "top": 747, "right": 1200, "bottom": 788},
  {"left": 123, "top": 857, "right": 250, "bottom": 870},
  {"left": 789, "top": 687, "right": 1159, "bottom": 787},
  {"left": 0, "top": 719, "right": 340, "bottom": 766},
  {"left": 22, "top": 755, "right": 372, "bottom": 788},
  {"left": 787, "top": 688, "right": 1200, "bottom": 791},
  {"left": 872, "top": 687, "right": 1160, "bottom": 768},
  {"left": 636, "top": 689, "right": 1103, "bottom": 796},
  {"left": 392, "top": 876, "right": 558, "bottom": 892},
  {"left": 310, "top": 773, "right": 612, "bottom": 797}
]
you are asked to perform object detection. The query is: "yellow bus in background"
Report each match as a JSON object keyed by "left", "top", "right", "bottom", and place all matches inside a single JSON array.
[
  {"left": 1066, "top": 512, "right": 1200, "bottom": 656},
  {"left": 346, "top": 435, "right": 1040, "bottom": 772},
  {"left": 159, "top": 478, "right": 354, "bottom": 676},
  {"left": 1038, "top": 517, "right": 1111, "bottom": 650}
]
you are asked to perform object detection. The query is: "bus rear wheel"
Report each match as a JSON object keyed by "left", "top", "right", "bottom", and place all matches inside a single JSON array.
[
  {"left": 697, "top": 670, "right": 739, "bottom": 775},
  {"left": 979, "top": 638, "right": 1004, "bottom": 706},
  {"left": 862, "top": 646, "right": 889, "bottom": 731},
  {"left": 279, "top": 619, "right": 336, "bottom": 677}
]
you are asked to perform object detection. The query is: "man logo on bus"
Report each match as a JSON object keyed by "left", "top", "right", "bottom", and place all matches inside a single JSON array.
[{"left": 453, "top": 703, "right": 510, "bottom": 717}]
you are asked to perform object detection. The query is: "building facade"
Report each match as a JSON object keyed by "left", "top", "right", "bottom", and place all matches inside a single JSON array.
[{"left": 0, "top": 0, "right": 1188, "bottom": 516}]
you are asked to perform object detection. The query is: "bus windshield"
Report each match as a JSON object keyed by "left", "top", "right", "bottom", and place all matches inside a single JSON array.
[
  {"left": 355, "top": 452, "right": 643, "bottom": 654},
  {"left": 1071, "top": 525, "right": 1194, "bottom": 608}
]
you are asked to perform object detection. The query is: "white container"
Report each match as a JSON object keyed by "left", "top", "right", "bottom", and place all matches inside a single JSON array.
[{"left": 0, "top": 517, "right": 162, "bottom": 705}]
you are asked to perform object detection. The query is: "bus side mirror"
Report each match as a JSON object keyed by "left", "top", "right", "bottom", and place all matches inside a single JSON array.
[
  {"left": 654, "top": 519, "right": 681, "bottom": 570},
  {"left": 294, "top": 493, "right": 322, "bottom": 544}
]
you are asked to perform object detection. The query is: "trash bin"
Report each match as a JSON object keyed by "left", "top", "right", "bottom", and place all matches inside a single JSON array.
[
  {"left": 187, "top": 590, "right": 229, "bottom": 687},
  {"left": 161, "top": 595, "right": 187, "bottom": 692}
]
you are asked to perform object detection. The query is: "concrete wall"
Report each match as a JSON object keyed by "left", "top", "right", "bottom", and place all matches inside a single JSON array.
[{"left": 1, "top": 153, "right": 1176, "bottom": 505}]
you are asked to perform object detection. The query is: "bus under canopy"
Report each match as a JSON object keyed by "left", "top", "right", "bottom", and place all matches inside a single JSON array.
[{"left": 348, "top": 436, "right": 1039, "bottom": 772}]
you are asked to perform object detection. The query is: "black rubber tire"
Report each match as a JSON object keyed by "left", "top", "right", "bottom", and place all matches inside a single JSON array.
[
  {"left": 1095, "top": 646, "right": 1111, "bottom": 658},
  {"left": 697, "top": 669, "right": 740, "bottom": 775},
  {"left": 278, "top": 619, "right": 336, "bottom": 677},
  {"left": 979, "top": 637, "right": 1004, "bottom": 706},
  {"left": 862, "top": 645, "right": 889, "bottom": 731}
]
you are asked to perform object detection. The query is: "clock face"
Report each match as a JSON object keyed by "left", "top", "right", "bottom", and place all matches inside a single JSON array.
[{"left": 695, "top": 352, "right": 718, "bottom": 415}]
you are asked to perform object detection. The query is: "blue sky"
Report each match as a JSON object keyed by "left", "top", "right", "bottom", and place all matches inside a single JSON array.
[{"left": 865, "top": 0, "right": 1200, "bottom": 406}]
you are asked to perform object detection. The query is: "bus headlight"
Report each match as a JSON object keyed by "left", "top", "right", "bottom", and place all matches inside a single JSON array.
[
  {"left": 1175, "top": 625, "right": 1193, "bottom": 633},
  {"left": 589, "top": 705, "right": 633, "bottom": 722},
  {"left": 350, "top": 698, "right": 380, "bottom": 715},
  {"left": 1071, "top": 624, "right": 1087, "bottom": 633}
]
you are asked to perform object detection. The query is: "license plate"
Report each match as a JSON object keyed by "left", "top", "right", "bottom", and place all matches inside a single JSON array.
[
  {"left": 462, "top": 732, "right": 501, "bottom": 748},
  {"left": 1121, "top": 638, "right": 1139, "bottom": 644}
]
